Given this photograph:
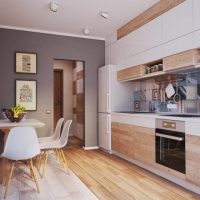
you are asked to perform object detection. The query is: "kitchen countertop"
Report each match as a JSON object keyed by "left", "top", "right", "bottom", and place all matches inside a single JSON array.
[
  {"left": 112, "top": 112, "right": 200, "bottom": 122},
  {"left": 112, "top": 112, "right": 200, "bottom": 135}
]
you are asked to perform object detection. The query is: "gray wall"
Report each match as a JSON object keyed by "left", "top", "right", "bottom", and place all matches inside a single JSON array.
[{"left": 0, "top": 28, "right": 105, "bottom": 147}]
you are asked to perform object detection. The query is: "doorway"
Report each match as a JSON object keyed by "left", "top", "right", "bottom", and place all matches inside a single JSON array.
[
  {"left": 54, "top": 69, "right": 63, "bottom": 128},
  {"left": 53, "top": 59, "right": 85, "bottom": 145}
]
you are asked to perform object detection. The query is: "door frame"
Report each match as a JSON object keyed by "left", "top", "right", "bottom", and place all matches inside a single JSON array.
[{"left": 53, "top": 69, "right": 64, "bottom": 128}]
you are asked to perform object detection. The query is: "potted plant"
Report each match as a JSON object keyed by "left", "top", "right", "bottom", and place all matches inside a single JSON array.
[{"left": 2, "top": 105, "right": 26, "bottom": 122}]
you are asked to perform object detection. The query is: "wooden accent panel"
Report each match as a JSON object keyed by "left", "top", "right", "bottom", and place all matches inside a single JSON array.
[
  {"left": 112, "top": 122, "right": 155, "bottom": 165},
  {"left": 117, "top": 0, "right": 185, "bottom": 40},
  {"left": 163, "top": 49, "right": 200, "bottom": 71},
  {"left": 77, "top": 70, "right": 83, "bottom": 80},
  {"left": 77, "top": 94, "right": 84, "bottom": 124},
  {"left": 73, "top": 81, "right": 76, "bottom": 95},
  {"left": 117, "top": 65, "right": 146, "bottom": 81},
  {"left": 186, "top": 134, "right": 200, "bottom": 187}
]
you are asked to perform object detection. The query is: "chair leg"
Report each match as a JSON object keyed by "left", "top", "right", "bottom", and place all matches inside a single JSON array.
[
  {"left": 28, "top": 159, "right": 40, "bottom": 193},
  {"left": 4, "top": 161, "right": 15, "bottom": 199},
  {"left": 60, "top": 149, "right": 70, "bottom": 175},
  {"left": 41, "top": 152, "right": 48, "bottom": 179}
]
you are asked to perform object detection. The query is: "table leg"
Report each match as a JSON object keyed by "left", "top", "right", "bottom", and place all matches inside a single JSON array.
[{"left": 0, "top": 129, "right": 9, "bottom": 184}]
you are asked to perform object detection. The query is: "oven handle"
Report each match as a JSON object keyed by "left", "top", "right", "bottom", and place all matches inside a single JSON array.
[{"left": 156, "top": 133, "right": 184, "bottom": 141}]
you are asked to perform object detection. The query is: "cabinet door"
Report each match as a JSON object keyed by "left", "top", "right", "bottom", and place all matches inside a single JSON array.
[
  {"left": 98, "top": 65, "right": 111, "bottom": 113},
  {"left": 111, "top": 122, "right": 135, "bottom": 158},
  {"left": 162, "top": 34, "right": 193, "bottom": 58},
  {"left": 163, "top": 49, "right": 200, "bottom": 72},
  {"left": 162, "top": 0, "right": 193, "bottom": 43},
  {"left": 134, "top": 126, "right": 155, "bottom": 165},
  {"left": 99, "top": 113, "right": 111, "bottom": 151},
  {"left": 193, "top": 0, "right": 200, "bottom": 31},
  {"left": 186, "top": 134, "right": 200, "bottom": 187}
]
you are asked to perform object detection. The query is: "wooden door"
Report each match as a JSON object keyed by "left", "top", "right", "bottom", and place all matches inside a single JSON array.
[{"left": 54, "top": 70, "right": 63, "bottom": 128}]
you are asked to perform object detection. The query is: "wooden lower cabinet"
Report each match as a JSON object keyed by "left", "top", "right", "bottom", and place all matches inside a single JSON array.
[
  {"left": 111, "top": 122, "right": 155, "bottom": 165},
  {"left": 186, "top": 134, "right": 200, "bottom": 187}
]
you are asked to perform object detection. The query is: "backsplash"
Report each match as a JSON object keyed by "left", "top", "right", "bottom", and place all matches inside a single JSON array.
[{"left": 133, "top": 71, "right": 200, "bottom": 113}]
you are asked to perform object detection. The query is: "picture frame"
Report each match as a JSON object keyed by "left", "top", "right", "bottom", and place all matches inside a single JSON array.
[
  {"left": 16, "top": 80, "right": 37, "bottom": 111},
  {"left": 15, "top": 52, "right": 37, "bottom": 74},
  {"left": 134, "top": 101, "right": 140, "bottom": 110},
  {"left": 152, "top": 89, "right": 160, "bottom": 100}
]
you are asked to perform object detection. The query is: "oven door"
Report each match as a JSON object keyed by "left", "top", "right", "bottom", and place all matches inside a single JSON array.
[{"left": 156, "top": 128, "right": 185, "bottom": 174}]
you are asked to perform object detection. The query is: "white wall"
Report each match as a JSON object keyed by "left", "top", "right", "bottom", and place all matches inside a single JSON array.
[
  {"left": 106, "top": 0, "right": 200, "bottom": 70},
  {"left": 53, "top": 60, "right": 75, "bottom": 135}
]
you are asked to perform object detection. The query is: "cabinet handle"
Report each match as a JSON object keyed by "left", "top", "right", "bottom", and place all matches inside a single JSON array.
[
  {"left": 107, "top": 93, "right": 110, "bottom": 112},
  {"left": 107, "top": 115, "right": 111, "bottom": 133}
]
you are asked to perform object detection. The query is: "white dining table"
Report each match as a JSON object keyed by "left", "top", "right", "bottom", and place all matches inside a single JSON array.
[{"left": 0, "top": 118, "right": 46, "bottom": 130}]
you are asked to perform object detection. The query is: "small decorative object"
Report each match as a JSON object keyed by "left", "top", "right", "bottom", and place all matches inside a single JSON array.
[
  {"left": 2, "top": 105, "right": 26, "bottom": 122},
  {"left": 16, "top": 52, "right": 37, "bottom": 74},
  {"left": 152, "top": 89, "right": 160, "bottom": 100},
  {"left": 16, "top": 80, "right": 37, "bottom": 111}
]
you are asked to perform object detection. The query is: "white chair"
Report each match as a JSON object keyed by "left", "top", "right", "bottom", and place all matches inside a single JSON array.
[
  {"left": 38, "top": 120, "right": 72, "bottom": 178},
  {"left": 1, "top": 127, "right": 40, "bottom": 199},
  {"left": 38, "top": 118, "right": 64, "bottom": 142}
]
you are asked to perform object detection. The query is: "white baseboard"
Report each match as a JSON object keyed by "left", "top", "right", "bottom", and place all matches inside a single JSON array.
[{"left": 83, "top": 146, "right": 99, "bottom": 150}]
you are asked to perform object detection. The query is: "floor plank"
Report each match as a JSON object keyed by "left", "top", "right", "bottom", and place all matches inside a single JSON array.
[{"left": 65, "top": 136, "right": 200, "bottom": 200}]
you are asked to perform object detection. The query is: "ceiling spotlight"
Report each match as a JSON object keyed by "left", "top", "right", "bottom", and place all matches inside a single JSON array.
[
  {"left": 50, "top": 2, "right": 58, "bottom": 12},
  {"left": 83, "top": 28, "right": 90, "bottom": 35},
  {"left": 100, "top": 11, "right": 108, "bottom": 19}
]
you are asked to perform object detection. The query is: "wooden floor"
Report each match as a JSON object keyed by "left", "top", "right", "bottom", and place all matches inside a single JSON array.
[
  {"left": 65, "top": 137, "right": 200, "bottom": 200},
  {"left": 0, "top": 149, "right": 98, "bottom": 200}
]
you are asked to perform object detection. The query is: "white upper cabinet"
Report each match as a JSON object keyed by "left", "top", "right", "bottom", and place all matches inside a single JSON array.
[
  {"left": 193, "top": 0, "right": 200, "bottom": 31},
  {"left": 163, "top": 33, "right": 193, "bottom": 57},
  {"left": 162, "top": 0, "right": 193, "bottom": 43},
  {"left": 124, "top": 16, "right": 162, "bottom": 58}
]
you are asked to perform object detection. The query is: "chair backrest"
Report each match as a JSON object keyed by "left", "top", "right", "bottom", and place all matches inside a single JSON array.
[
  {"left": 60, "top": 120, "right": 72, "bottom": 147},
  {"left": 54, "top": 118, "right": 65, "bottom": 140},
  {"left": 2, "top": 127, "right": 40, "bottom": 161}
]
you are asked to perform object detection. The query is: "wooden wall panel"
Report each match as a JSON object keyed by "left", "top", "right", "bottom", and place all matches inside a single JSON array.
[
  {"left": 77, "top": 70, "right": 84, "bottom": 80},
  {"left": 117, "top": 0, "right": 185, "bottom": 40},
  {"left": 73, "top": 81, "right": 77, "bottom": 95}
]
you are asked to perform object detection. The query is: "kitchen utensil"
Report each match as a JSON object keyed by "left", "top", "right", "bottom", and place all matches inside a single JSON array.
[
  {"left": 165, "top": 83, "right": 175, "bottom": 98},
  {"left": 174, "top": 81, "right": 181, "bottom": 103}
]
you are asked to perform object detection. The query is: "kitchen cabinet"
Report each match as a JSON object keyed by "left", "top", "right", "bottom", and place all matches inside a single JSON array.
[
  {"left": 117, "top": 65, "right": 145, "bottom": 81},
  {"left": 111, "top": 122, "right": 155, "bottom": 165},
  {"left": 163, "top": 49, "right": 200, "bottom": 72},
  {"left": 162, "top": 34, "right": 193, "bottom": 58},
  {"left": 193, "top": 0, "right": 200, "bottom": 31},
  {"left": 186, "top": 134, "right": 200, "bottom": 187},
  {"left": 162, "top": 0, "right": 193, "bottom": 43}
]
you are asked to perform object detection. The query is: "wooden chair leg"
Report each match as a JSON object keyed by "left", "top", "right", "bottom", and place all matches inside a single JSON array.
[
  {"left": 28, "top": 159, "right": 40, "bottom": 193},
  {"left": 60, "top": 150, "right": 70, "bottom": 174},
  {"left": 42, "top": 152, "right": 48, "bottom": 179},
  {"left": 4, "top": 161, "right": 15, "bottom": 199}
]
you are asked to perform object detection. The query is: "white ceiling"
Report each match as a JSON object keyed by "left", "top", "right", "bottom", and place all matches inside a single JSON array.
[{"left": 0, "top": 0, "right": 159, "bottom": 40}]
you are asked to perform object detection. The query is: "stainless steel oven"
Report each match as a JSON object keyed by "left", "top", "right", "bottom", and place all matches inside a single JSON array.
[{"left": 156, "top": 119, "right": 185, "bottom": 174}]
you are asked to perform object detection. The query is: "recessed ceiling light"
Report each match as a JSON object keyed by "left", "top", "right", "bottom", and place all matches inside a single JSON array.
[
  {"left": 100, "top": 11, "right": 108, "bottom": 19},
  {"left": 83, "top": 28, "right": 90, "bottom": 35},
  {"left": 50, "top": 2, "right": 58, "bottom": 12}
]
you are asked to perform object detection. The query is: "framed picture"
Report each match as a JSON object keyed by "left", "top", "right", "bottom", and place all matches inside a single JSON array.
[
  {"left": 16, "top": 80, "right": 37, "bottom": 111},
  {"left": 152, "top": 89, "right": 160, "bottom": 100},
  {"left": 16, "top": 52, "right": 37, "bottom": 74},
  {"left": 134, "top": 101, "right": 140, "bottom": 110}
]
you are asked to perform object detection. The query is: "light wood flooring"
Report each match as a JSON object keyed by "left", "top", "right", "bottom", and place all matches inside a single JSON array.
[
  {"left": 65, "top": 137, "right": 200, "bottom": 200},
  {"left": 0, "top": 152, "right": 98, "bottom": 200}
]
